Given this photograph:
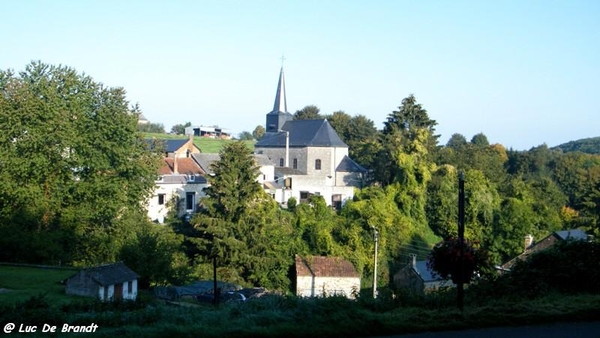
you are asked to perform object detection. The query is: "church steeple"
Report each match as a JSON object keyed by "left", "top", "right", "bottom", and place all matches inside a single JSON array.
[
  {"left": 272, "top": 67, "right": 288, "bottom": 114},
  {"left": 266, "top": 65, "right": 293, "bottom": 133}
]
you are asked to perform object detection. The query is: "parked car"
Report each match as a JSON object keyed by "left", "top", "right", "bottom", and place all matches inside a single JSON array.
[{"left": 196, "top": 291, "right": 246, "bottom": 304}]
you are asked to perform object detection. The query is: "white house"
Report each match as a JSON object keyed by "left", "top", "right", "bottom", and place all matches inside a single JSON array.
[
  {"left": 65, "top": 262, "right": 139, "bottom": 301},
  {"left": 255, "top": 67, "right": 367, "bottom": 209},
  {"left": 294, "top": 254, "right": 361, "bottom": 299},
  {"left": 146, "top": 138, "right": 207, "bottom": 223}
]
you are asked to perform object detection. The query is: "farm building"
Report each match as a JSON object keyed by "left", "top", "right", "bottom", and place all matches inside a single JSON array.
[
  {"left": 393, "top": 254, "right": 453, "bottom": 294},
  {"left": 294, "top": 254, "right": 360, "bottom": 299},
  {"left": 65, "top": 262, "right": 139, "bottom": 301}
]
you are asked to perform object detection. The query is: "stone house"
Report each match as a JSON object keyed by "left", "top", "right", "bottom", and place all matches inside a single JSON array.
[
  {"left": 501, "top": 229, "right": 589, "bottom": 271},
  {"left": 393, "top": 254, "right": 453, "bottom": 294},
  {"left": 65, "top": 262, "right": 139, "bottom": 301},
  {"left": 294, "top": 254, "right": 360, "bottom": 299},
  {"left": 254, "top": 67, "right": 367, "bottom": 209}
]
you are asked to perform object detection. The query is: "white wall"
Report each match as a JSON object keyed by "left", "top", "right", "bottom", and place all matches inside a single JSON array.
[
  {"left": 147, "top": 181, "right": 207, "bottom": 223},
  {"left": 296, "top": 276, "right": 360, "bottom": 299}
]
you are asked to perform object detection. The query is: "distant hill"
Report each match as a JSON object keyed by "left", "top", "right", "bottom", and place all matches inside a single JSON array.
[{"left": 552, "top": 137, "right": 600, "bottom": 155}]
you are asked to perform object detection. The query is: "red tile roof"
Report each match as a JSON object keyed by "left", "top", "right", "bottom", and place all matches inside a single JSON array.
[
  {"left": 158, "top": 158, "right": 205, "bottom": 175},
  {"left": 295, "top": 255, "right": 360, "bottom": 278}
]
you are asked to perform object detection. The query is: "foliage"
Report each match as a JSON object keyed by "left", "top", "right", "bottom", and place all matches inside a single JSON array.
[
  {"left": 293, "top": 105, "right": 322, "bottom": 120},
  {"left": 552, "top": 136, "right": 600, "bottom": 155},
  {"left": 137, "top": 122, "right": 165, "bottom": 133},
  {"left": 0, "top": 61, "right": 160, "bottom": 265},
  {"left": 237, "top": 131, "right": 254, "bottom": 141},
  {"left": 252, "top": 125, "right": 265, "bottom": 140},
  {"left": 427, "top": 238, "right": 489, "bottom": 283},
  {"left": 170, "top": 121, "right": 191, "bottom": 135}
]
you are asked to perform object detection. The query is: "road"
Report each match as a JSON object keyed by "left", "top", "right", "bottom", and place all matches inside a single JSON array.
[{"left": 383, "top": 321, "right": 600, "bottom": 338}]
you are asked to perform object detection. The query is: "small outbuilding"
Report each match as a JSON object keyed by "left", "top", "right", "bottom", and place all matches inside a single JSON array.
[
  {"left": 294, "top": 254, "right": 360, "bottom": 299},
  {"left": 393, "top": 255, "right": 453, "bottom": 294},
  {"left": 65, "top": 262, "right": 139, "bottom": 301}
]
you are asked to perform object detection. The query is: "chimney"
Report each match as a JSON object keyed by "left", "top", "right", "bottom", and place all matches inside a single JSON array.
[
  {"left": 409, "top": 254, "right": 417, "bottom": 268},
  {"left": 173, "top": 157, "right": 178, "bottom": 174},
  {"left": 524, "top": 234, "right": 534, "bottom": 252}
]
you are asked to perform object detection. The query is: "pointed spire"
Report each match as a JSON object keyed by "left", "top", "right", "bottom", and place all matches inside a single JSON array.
[{"left": 272, "top": 67, "right": 288, "bottom": 114}]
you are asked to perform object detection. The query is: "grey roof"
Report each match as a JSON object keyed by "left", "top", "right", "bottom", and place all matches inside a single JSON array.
[
  {"left": 160, "top": 174, "right": 207, "bottom": 184},
  {"left": 145, "top": 138, "right": 189, "bottom": 153},
  {"left": 192, "top": 153, "right": 221, "bottom": 175},
  {"left": 554, "top": 229, "right": 588, "bottom": 241},
  {"left": 164, "top": 139, "right": 190, "bottom": 152},
  {"left": 72, "top": 262, "right": 139, "bottom": 286},
  {"left": 336, "top": 155, "right": 367, "bottom": 173},
  {"left": 271, "top": 67, "right": 288, "bottom": 114},
  {"left": 413, "top": 261, "right": 441, "bottom": 283},
  {"left": 254, "top": 153, "right": 275, "bottom": 167},
  {"left": 256, "top": 119, "right": 347, "bottom": 148}
]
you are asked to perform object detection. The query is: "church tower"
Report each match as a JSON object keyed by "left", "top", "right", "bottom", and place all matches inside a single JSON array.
[{"left": 265, "top": 67, "right": 293, "bottom": 132}]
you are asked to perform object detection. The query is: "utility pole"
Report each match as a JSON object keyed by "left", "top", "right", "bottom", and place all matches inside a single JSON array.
[
  {"left": 457, "top": 171, "right": 465, "bottom": 311},
  {"left": 372, "top": 226, "right": 379, "bottom": 299}
]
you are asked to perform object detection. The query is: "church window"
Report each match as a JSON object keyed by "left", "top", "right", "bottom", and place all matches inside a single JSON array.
[
  {"left": 279, "top": 158, "right": 284, "bottom": 167},
  {"left": 315, "top": 159, "right": 321, "bottom": 170},
  {"left": 293, "top": 158, "right": 298, "bottom": 169}
]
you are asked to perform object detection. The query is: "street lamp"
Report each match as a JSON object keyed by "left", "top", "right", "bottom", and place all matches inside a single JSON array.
[{"left": 372, "top": 226, "right": 379, "bottom": 299}]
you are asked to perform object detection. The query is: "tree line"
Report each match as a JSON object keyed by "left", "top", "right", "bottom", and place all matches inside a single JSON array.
[{"left": 1, "top": 62, "right": 598, "bottom": 292}]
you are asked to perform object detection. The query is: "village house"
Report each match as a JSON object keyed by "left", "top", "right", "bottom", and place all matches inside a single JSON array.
[
  {"left": 501, "top": 229, "right": 590, "bottom": 271},
  {"left": 294, "top": 254, "right": 361, "bottom": 299},
  {"left": 65, "top": 262, "right": 139, "bottom": 301},
  {"left": 146, "top": 138, "right": 207, "bottom": 223},
  {"left": 254, "top": 67, "right": 367, "bottom": 209},
  {"left": 393, "top": 254, "right": 453, "bottom": 294}
]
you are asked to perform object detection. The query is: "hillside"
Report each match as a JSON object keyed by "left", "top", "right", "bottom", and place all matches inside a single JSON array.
[
  {"left": 552, "top": 137, "right": 600, "bottom": 154},
  {"left": 144, "top": 133, "right": 255, "bottom": 153}
]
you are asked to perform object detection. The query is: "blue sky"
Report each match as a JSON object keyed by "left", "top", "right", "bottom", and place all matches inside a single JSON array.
[{"left": 2, "top": 0, "right": 598, "bottom": 150}]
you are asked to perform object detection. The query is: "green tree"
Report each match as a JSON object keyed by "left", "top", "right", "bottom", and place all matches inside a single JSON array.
[
  {"left": 252, "top": 125, "right": 265, "bottom": 140},
  {"left": 470, "top": 132, "right": 489, "bottom": 147},
  {"left": 170, "top": 121, "right": 191, "bottom": 135},
  {"left": 293, "top": 105, "right": 322, "bottom": 120},
  {"left": 375, "top": 95, "right": 439, "bottom": 185},
  {"left": 238, "top": 131, "right": 254, "bottom": 141},
  {"left": 137, "top": 122, "right": 166, "bottom": 133},
  {"left": 0, "top": 61, "right": 160, "bottom": 265}
]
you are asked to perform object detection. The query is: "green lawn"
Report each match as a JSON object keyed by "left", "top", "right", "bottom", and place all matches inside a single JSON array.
[
  {"left": 144, "top": 133, "right": 255, "bottom": 153},
  {"left": 2, "top": 264, "right": 600, "bottom": 337},
  {"left": 0, "top": 264, "right": 78, "bottom": 304}
]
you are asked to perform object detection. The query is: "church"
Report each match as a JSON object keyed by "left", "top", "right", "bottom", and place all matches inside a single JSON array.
[{"left": 255, "top": 67, "right": 367, "bottom": 209}]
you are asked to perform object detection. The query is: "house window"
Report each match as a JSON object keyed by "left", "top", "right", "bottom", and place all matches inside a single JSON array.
[
  {"left": 315, "top": 159, "right": 321, "bottom": 170},
  {"left": 293, "top": 158, "right": 298, "bottom": 169},
  {"left": 279, "top": 158, "right": 284, "bottom": 167},
  {"left": 158, "top": 193, "right": 165, "bottom": 205},
  {"left": 300, "top": 191, "right": 311, "bottom": 203},
  {"left": 128, "top": 281, "right": 133, "bottom": 294},
  {"left": 103, "top": 286, "right": 108, "bottom": 301},
  {"left": 332, "top": 194, "right": 342, "bottom": 211},
  {"left": 186, "top": 192, "right": 195, "bottom": 211}
]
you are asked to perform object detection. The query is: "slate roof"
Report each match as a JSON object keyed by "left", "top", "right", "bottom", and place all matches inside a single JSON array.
[
  {"left": 554, "top": 229, "right": 588, "bottom": 241},
  {"left": 295, "top": 255, "right": 360, "bottom": 278},
  {"left": 336, "top": 155, "right": 367, "bottom": 173},
  {"left": 71, "top": 262, "right": 139, "bottom": 286},
  {"left": 412, "top": 261, "right": 441, "bottom": 283},
  {"left": 191, "top": 153, "right": 221, "bottom": 175},
  {"left": 256, "top": 119, "right": 347, "bottom": 148},
  {"left": 145, "top": 138, "right": 194, "bottom": 153}
]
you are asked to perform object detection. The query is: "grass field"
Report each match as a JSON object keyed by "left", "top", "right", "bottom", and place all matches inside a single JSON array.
[
  {"left": 144, "top": 133, "right": 255, "bottom": 153},
  {"left": 1, "top": 264, "right": 600, "bottom": 337},
  {"left": 0, "top": 264, "right": 79, "bottom": 304}
]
